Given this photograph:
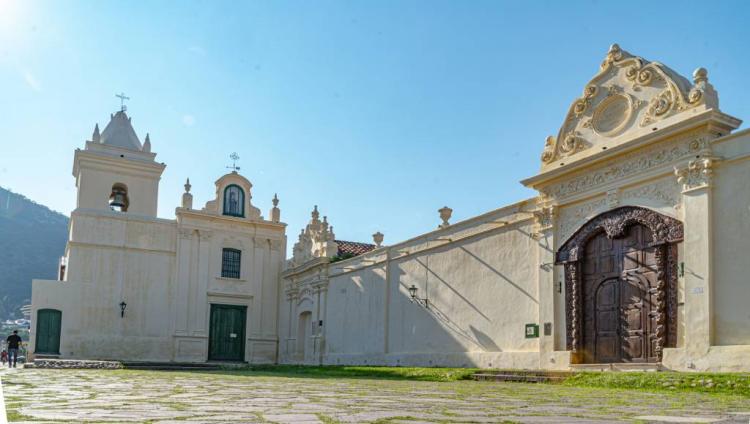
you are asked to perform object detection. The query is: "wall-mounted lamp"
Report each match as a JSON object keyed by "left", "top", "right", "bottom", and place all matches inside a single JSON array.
[
  {"left": 119, "top": 301, "right": 127, "bottom": 318},
  {"left": 408, "top": 285, "right": 429, "bottom": 309}
]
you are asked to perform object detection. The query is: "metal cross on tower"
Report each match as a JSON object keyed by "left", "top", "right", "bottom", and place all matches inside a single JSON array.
[
  {"left": 115, "top": 92, "right": 130, "bottom": 112},
  {"left": 227, "top": 152, "right": 241, "bottom": 172}
]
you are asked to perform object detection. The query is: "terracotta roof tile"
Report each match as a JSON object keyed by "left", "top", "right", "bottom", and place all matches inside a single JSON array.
[{"left": 335, "top": 240, "right": 376, "bottom": 258}]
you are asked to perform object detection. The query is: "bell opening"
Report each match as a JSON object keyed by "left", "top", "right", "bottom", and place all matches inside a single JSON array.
[{"left": 109, "top": 184, "right": 129, "bottom": 212}]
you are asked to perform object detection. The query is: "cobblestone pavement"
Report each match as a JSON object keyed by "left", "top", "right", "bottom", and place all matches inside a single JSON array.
[{"left": 1, "top": 368, "right": 749, "bottom": 423}]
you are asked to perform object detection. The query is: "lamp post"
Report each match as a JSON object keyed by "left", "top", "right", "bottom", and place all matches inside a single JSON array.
[
  {"left": 119, "top": 301, "right": 127, "bottom": 318},
  {"left": 408, "top": 285, "right": 429, "bottom": 309}
]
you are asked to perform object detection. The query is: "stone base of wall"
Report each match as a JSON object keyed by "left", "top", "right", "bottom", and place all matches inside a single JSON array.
[
  {"left": 663, "top": 345, "right": 750, "bottom": 372},
  {"left": 316, "top": 351, "right": 541, "bottom": 369},
  {"left": 26, "top": 359, "right": 123, "bottom": 369}
]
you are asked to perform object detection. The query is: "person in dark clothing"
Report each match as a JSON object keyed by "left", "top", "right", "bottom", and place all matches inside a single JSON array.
[{"left": 6, "top": 330, "right": 22, "bottom": 368}]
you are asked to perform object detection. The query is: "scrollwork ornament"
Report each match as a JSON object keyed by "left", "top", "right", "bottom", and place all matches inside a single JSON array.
[
  {"left": 565, "top": 262, "right": 581, "bottom": 353},
  {"left": 573, "top": 85, "right": 598, "bottom": 117},
  {"left": 601, "top": 43, "right": 624, "bottom": 69},
  {"left": 541, "top": 136, "right": 556, "bottom": 164},
  {"left": 674, "top": 157, "right": 719, "bottom": 192},
  {"left": 641, "top": 89, "right": 673, "bottom": 126},
  {"left": 688, "top": 87, "right": 703, "bottom": 104},
  {"left": 559, "top": 131, "right": 586, "bottom": 154},
  {"left": 653, "top": 245, "right": 667, "bottom": 358},
  {"left": 666, "top": 243, "right": 678, "bottom": 348}
]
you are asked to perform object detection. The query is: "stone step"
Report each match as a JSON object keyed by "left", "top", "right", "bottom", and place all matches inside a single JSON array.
[
  {"left": 571, "top": 363, "right": 664, "bottom": 372},
  {"left": 125, "top": 365, "right": 222, "bottom": 371},
  {"left": 28, "top": 359, "right": 123, "bottom": 369},
  {"left": 121, "top": 361, "right": 223, "bottom": 371},
  {"left": 471, "top": 370, "right": 574, "bottom": 383}
]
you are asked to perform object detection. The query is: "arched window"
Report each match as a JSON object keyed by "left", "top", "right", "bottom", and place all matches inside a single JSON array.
[
  {"left": 223, "top": 185, "right": 245, "bottom": 217},
  {"left": 109, "top": 183, "right": 129, "bottom": 212}
]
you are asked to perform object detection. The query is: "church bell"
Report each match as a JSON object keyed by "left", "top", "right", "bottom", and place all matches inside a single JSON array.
[{"left": 109, "top": 187, "right": 128, "bottom": 212}]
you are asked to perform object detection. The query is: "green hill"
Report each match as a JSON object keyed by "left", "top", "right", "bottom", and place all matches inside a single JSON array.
[{"left": 0, "top": 187, "right": 68, "bottom": 320}]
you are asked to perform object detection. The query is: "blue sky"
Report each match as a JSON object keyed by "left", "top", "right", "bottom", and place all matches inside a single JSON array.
[{"left": 1, "top": 0, "right": 748, "bottom": 252}]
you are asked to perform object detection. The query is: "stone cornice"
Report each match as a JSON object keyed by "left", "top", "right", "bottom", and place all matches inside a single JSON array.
[
  {"left": 73, "top": 149, "right": 166, "bottom": 179},
  {"left": 68, "top": 240, "right": 176, "bottom": 255},
  {"left": 72, "top": 208, "right": 176, "bottom": 225},
  {"left": 176, "top": 208, "right": 286, "bottom": 231},
  {"left": 282, "top": 257, "right": 329, "bottom": 279}
]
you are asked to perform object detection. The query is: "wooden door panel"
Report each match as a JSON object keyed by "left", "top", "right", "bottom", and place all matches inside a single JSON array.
[
  {"left": 209, "top": 305, "right": 246, "bottom": 362},
  {"left": 594, "top": 279, "right": 619, "bottom": 362},
  {"left": 36, "top": 309, "right": 61, "bottom": 354},
  {"left": 583, "top": 224, "right": 660, "bottom": 364}
]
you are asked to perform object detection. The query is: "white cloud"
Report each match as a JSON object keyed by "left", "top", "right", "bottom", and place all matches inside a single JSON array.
[
  {"left": 182, "top": 114, "right": 196, "bottom": 126},
  {"left": 23, "top": 71, "right": 41, "bottom": 92}
]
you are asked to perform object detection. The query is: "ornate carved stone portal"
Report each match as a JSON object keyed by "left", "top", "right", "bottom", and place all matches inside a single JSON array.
[
  {"left": 539, "top": 44, "right": 719, "bottom": 171},
  {"left": 556, "top": 206, "right": 683, "bottom": 364}
]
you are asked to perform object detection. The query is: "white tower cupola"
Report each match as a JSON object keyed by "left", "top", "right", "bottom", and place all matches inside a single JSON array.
[{"left": 72, "top": 109, "right": 166, "bottom": 217}]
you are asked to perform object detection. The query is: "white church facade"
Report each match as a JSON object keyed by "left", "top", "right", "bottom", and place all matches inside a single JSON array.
[
  {"left": 30, "top": 110, "right": 285, "bottom": 363},
  {"left": 31, "top": 45, "right": 750, "bottom": 371}
]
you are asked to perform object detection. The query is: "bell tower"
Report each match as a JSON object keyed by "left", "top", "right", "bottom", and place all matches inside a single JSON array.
[{"left": 72, "top": 109, "right": 166, "bottom": 217}]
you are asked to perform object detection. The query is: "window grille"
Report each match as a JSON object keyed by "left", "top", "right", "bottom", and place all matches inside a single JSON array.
[{"left": 221, "top": 248, "right": 241, "bottom": 279}]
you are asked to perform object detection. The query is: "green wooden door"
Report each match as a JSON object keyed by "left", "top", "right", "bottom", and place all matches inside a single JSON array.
[
  {"left": 35, "top": 309, "right": 62, "bottom": 354},
  {"left": 208, "top": 304, "right": 246, "bottom": 362}
]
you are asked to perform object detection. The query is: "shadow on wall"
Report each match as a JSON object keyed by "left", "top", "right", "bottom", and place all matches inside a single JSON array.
[
  {"left": 394, "top": 226, "right": 539, "bottom": 355},
  {"left": 414, "top": 257, "right": 491, "bottom": 321},
  {"left": 458, "top": 246, "right": 538, "bottom": 304},
  {"left": 470, "top": 325, "right": 501, "bottom": 352},
  {"left": 397, "top": 277, "right": 491, "bottom": 351}
]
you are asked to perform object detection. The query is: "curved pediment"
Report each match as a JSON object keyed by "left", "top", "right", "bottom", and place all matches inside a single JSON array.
[{"left": 540, "top": 44, "right": 719, "bottom": 170}]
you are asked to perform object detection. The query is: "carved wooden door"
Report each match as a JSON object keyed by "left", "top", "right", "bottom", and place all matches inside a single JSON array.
[{"left": 582, "top": 224, "right": 658, "bottom": 363}]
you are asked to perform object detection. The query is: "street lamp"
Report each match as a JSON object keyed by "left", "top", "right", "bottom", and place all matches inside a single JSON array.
[
  {"left": 408, "top": 285, "right": 429, "bottom": 309},
  {"left": 119, "top": 301, "right": 127, "bottom": 318}
]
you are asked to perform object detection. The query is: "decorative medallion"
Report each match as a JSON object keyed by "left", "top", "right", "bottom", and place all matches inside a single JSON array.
[{"left": 592, "top": 94, "right": 632, "bottom": 136}]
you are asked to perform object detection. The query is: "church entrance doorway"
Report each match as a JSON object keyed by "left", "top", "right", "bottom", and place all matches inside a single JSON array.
[
  {"left": 582, "top": 224, "right": 659, "bottom": 363},
  {"left": 208, "top": 304, "right": 246, "bottom": 362},
  {"left": 556, "top": 206, "right": 683, "bottom": 364},
  {"left": 297, "top": 311, "right": 312, "bottom": 361},
  {"left": 35, "top": 309, "right": 61, "bottom": 355}
]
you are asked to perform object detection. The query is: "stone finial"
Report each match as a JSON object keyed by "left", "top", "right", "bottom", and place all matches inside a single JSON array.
[
  {"left": 269, "top": 193, "right": 281, "bottom": 223},
  {"left": 143, "top": 133, "right": 151, "bottom": 153},
  {"left": 602, "top": 43, "right": 623, "bottom": 66},
  {"left": 690, "top": 67, "right": 718, "bottom": 109},
  {"left": 373, "top": 231, "right": 384, "bottom": 247},
  {"left": 92, "top": 124, "right": 101, "bottom": 143},
  {"left": 438, "top": 206, "right": 453, "bottom": 228},
  {"left": 693, "top": 67, "right": 708, "bottom": 84},
  {"left": 182, "top": 178, "right": 193, "bottom": 209},
  {"left": 312, "top": 205, "right": 320, "bottom": 221}
]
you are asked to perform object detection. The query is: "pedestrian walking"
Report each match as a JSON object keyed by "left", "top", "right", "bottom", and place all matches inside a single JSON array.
[{"left": 6, "top": 330, "right": 22, "bottom": 368}]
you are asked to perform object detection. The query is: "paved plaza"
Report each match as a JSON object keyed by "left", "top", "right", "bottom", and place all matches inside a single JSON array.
[{"left": 1, "top": 368, "right": 749, "bottom": 423}]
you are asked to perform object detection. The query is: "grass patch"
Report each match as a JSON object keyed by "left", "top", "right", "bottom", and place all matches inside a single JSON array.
[
  {"left": 6, "top": 408, "right": 37, "bottom": 422},
  {"left": 315, "top": 413, "right": 342, "bottom": 424},
  {"left": 564, "top": 371, "right": 750, "bottom": 397},
  {"left": 219, "top": 364, "right": 479, "bottom": 382}
]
